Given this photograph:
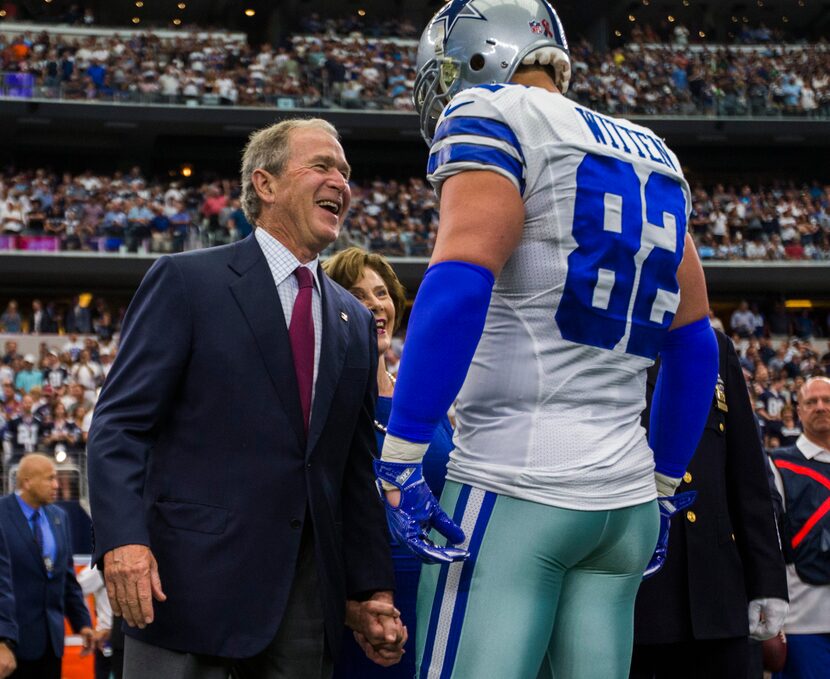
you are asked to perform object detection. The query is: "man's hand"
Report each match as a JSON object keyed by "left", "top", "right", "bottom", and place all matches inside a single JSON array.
[
  {"left": 643, "top": 491, "right": 697, "bottom": 579},
  {"left": 345, "top": 592, "right": 407, "bottom": 667},
  {"left": 375, "top": 460, "right": 468, "bottom": 564},
  {"left": 78, "top": 626, "right": 95, "bottom": 657},
  {"left": 0, "top": 643, "right": 15, "bottom": 678},
  {"left": 353, "top": 627, "right": 408, "bottom": 667},
  {"left": 748, "top": 598, "right": 789, "bottom": 640},
  {"left": 103, "top": 544, "right": 167, "bottom": 629}
]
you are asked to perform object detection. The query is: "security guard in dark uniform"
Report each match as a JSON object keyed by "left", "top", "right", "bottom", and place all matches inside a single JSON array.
[{"left": 631, "top": 329, "right": 789, "bottom": 678}]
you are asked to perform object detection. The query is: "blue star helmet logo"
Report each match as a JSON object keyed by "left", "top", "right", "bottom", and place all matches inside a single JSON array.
[{"left": 434, "top": 0, "right": 487, "bottom": 46}]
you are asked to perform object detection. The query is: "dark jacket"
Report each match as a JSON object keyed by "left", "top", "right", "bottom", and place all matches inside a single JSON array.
[
  {"left": 768, "top": 445, "right": 830, "bottom": 585},
  {"left": 0, "top": 523, "right": 17, "bottom": 645},
  {"left": 634, "top": 330, "right": 788, "bottom": 643},
  {"left": 87, "top": 234, "right": 394, "bottom": 659},
  {"left": 0, "top": 495, "right": 91, "bottom": 660}
]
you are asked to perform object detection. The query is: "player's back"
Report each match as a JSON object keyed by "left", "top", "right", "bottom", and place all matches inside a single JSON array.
[{"left": 428, "top": 85, "right": 690, "bottom": 510}]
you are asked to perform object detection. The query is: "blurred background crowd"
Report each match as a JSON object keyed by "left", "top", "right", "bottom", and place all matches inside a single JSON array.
[
  {"left": 0, "top": 22, "right": 828, "bottom": 116},
  {"left": 2, "top": 168, "right": 830, "bottom": 260}
]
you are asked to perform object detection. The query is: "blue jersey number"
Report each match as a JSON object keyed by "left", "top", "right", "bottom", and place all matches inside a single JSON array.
[{"left": 555, "top": 153, "right": 686, "bottom": 359}]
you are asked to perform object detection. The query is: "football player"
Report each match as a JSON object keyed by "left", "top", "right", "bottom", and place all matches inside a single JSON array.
[{"left": 374, "top": 1, "right": 719, "bottom": 677}]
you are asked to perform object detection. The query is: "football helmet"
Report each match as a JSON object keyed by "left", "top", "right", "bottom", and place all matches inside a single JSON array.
[{"left": 413, "top": 0, "right": 571, "bottom": 144}]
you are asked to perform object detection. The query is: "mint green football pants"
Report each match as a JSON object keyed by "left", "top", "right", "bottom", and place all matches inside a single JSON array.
[{"left": 416, "top": 481, "right": 659, "bottom": 679}]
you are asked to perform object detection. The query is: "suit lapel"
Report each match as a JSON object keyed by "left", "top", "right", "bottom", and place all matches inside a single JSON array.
[
  {"left": 3, "top": 495, "right": 46, "bottom": 571},
  {"left": 228, "top": 236, "right": 305, "bottom": 448},
  {"left": 306, "top": 269, "right": 350, "bottom": 456}
]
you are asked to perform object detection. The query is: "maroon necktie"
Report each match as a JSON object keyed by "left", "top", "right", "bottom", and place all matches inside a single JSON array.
[{"left": 289, "top": 266, "right": 315, "bottom": 436}]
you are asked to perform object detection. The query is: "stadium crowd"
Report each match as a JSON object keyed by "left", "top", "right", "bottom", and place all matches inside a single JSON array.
[
  {"left": 1, "top": 169, "right": 830, "bottom": 260},
  {"left": 0, "top": 25, "right": 827, "bottom": 116},
  {"left": 1, "top": 297, "right": 828, "bottom": 488},
  {"left": 1, "top": 332, "right": 114, "bottom": 473}
]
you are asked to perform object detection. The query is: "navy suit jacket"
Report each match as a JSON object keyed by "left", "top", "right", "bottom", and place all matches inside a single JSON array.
[
  {"left": 0, "top": 495, "right": 91, "bottom": 660},
  {"left": 87, "top": 234, "right": 394, "bottom": 658},
  {"left": 0, "top": 523, "right": 17, "bottom": 645}
]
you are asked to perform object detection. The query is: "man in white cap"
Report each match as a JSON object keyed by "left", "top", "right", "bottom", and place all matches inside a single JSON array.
[{"left": 13, "top": 356, "right": 42, "bottom": 395}]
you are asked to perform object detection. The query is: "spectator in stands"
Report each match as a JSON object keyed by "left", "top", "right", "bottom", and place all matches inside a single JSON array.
[
  {"left": 125, "top": 197, "right": 153, "bottom": 252},
  {"left": 1, "top": 342, "right": 18, "bottom": 367},
  {"left": 767, "top": 377, "right": 830, "bottom": 679},
  {"left": 70, "top": 349, "right": 101, "bottom": 395},
  {"left": 64, "top": 296, "right": 92, "bottom": 335},
  {"left": 61, "top": 334, "right": 83, "bottom": 362},
  {"left": 28, "top": 299, "right": 57, "bottom": 334},
  {"left": 42, "top": 353, "right": 68, "bottom": 392},
  {"left": 3, "top": 394, "right": 43, "bottom": 463},
  {"left": 750, "top": 303, "right": 766, "bottom": 337},
  {"left": 64, "top": 382, "right": 93, "bottom": 417},
  {"left": 0, "top": 453, "right": 94, "bottom": 678},
  {"left": 776, "top": 406, "right": 803, "bottom": 446},
  {"left": 708, "top": 308, "right": 725, "bottom": 334},
  {"left": 792, "top": 310, "right": 816, "bottom": 340},
  {"left": 0, "top": 302, "right": 21, "bottom": 334},
  {"left": 42, "top": 401, "right": 81, "bottom": 459},
  {"left": 0, "top": 192, "right": 26, "bottom": 235},
  {"left": 731, "top": 300, "right": 756, "bottom": 338},
  {"left": 13, "top": 355, "right": 42, "bottom": 394},
  {"left": 72, "top": 404, "right": 91, "bottom": 447},
  {"left": 768, "top": 302, "right": 791, "bottom": 336},
  {"left": 227, "top": 198, "right": 253, "bottom": 240},
  {"left": 0, "top": 381, "right": 19, "bottom": 420}
]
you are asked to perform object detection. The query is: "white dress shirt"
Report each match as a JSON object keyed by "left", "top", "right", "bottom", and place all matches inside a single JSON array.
[{"left": 254, "top": 228, "right": 323, "bottom": 417}]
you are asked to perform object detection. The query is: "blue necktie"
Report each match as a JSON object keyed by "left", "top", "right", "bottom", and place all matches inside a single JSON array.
[{"left": 30, "top": 509, "right": 44, "bottom": 556}]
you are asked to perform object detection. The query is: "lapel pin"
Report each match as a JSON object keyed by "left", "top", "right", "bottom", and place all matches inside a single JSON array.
[{"left": 340, "top": 311, "right": 349, "bottom": 322}]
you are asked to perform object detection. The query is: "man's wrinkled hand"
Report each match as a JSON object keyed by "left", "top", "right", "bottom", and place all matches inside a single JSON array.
[
  {"left": 103, "top": 544, "right": 166, "bottom": 629},
  {"left": 346, "top": 591, "right": 407, "bottom": 665},
  {"left": 353, "top": 627, "right": 408, "bottom": 667},
  {"left": 345, "top": 592, "right": 402, "bottom": 645}
]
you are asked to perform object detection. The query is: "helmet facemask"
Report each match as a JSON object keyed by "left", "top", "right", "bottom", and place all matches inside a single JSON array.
[{"left": 413, "top": 0, "right": 571, "bottom": 145}]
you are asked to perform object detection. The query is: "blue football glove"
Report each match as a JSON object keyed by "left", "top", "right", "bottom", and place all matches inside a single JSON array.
[
  {"left": 643, "top": 490, "right": 697, "bottom": 580},
  {"left": 374, "top": 460, "right": 469, "bottom": 564}
]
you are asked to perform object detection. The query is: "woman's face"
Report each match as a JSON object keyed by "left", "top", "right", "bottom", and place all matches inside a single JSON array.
[{"left": 349, "top": 266, "right": 396, "bottom": 355}]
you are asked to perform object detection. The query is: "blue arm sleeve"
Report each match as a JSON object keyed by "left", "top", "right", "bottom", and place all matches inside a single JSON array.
[
  {"left": 649, "top": 316, "right": 719, "bottom": 479},
  {"left": 387, "top": 260, "right": 495, "bottom": 443}
]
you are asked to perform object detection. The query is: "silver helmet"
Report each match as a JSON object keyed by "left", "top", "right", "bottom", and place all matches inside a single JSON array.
[{"left": 413, "top": 0, "right": 571, "bottom": 144}]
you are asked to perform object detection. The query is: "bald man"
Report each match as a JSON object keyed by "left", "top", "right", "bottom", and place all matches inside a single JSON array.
[{"left": 0, "top": 454, "right": 93, "bottom": 678}]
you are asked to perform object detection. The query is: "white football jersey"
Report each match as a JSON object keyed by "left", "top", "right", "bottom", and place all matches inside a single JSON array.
[{"left": 428, "top": 84, "right": 691, "bottom": 510}]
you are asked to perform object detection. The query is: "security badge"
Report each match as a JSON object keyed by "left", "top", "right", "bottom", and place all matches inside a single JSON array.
[{"left": 715, "top": 374, "right": 728, "bottom": 412}]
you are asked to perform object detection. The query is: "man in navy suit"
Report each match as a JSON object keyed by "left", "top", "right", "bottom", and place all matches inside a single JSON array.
[
  {"left": 87, "top": 118, "right": 403, "bottom": 678},
  {"left": 0, "top": 453, "right": 93, "bottom": 679}
]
